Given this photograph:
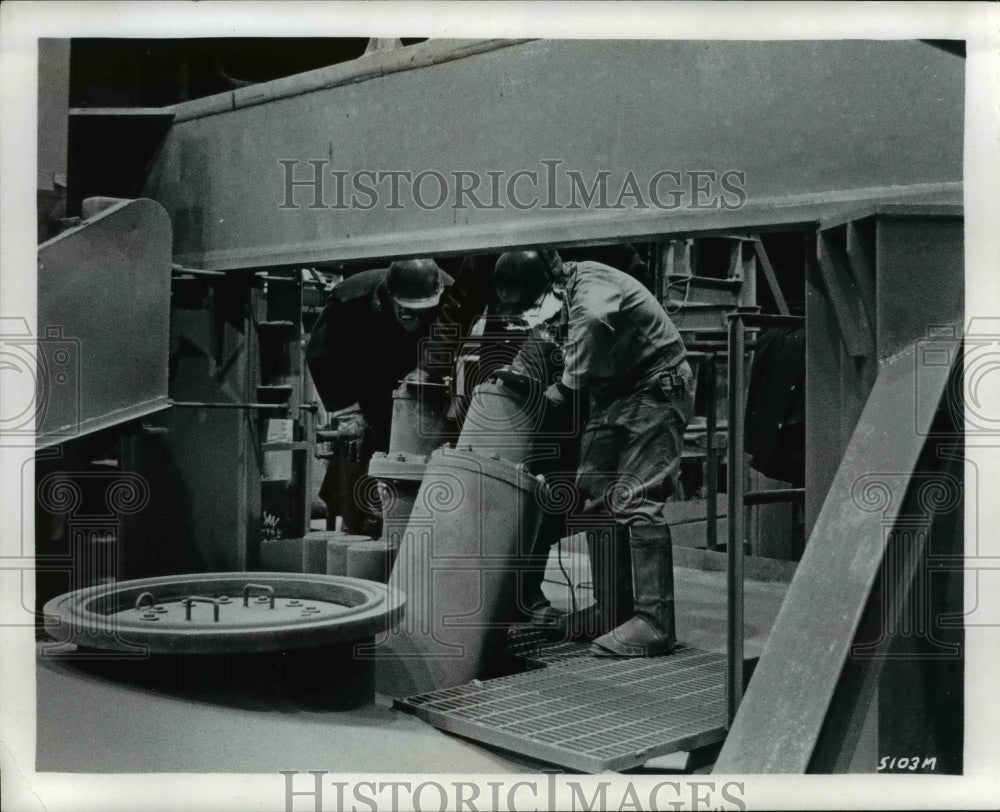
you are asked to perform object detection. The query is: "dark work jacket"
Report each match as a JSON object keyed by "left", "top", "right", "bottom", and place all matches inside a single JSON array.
[
  {"left": 743, "top": 327, "right": 805, "bottom": 486},
  {"left": 306, "top": 268, "right": 453, "bottom": 450},
  {"left": 418, "top": 254, "right": 498, "bottom": 382}
]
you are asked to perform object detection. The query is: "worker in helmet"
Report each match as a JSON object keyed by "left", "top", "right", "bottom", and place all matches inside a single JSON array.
[
  {"left": 406, "top": 249, "right": 570, "bottom": 623},
  {"left": 306, "top": 259, "right": 453, "bottom": 534},
  {"left": 468, "top": 250, "right": 571, "bottom": 625},
  {"left": 543, "top": 253, "right": 694, "bottom": 657},
  {"left": 465, "top": 250, "right": 565, "bottom": 380},
  {"left": 491, "top": 250, "right": 563, "bottom": 322}
]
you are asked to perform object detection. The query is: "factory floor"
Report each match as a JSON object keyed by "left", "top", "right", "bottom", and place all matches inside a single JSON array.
[
  {"left": 35, "top": 550, "right": 789, "bottom": 773},
  {"left": 538, "top": 543, "right": 789, "bottom": 662}
]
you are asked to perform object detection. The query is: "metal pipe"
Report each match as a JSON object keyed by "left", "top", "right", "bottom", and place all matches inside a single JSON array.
[
  {"left": 171, "top": 263, "right": 226, "bottom": 278},
  {"left": 387, "top": 448, "right": 546, "bottom": 691},
  {"left": 170, "top": 400, "right": 288, "bottom": 411},
  {"left": 456, "top": 378, "right": 544, "bottom": 463},
  {"left": 256, "top": 275, "right": 299, "bottom": 283},
  {"left": 726, "top": 312, "right": 746, "bottom": 725},
  {"left": 705, "top": 353, "right": 719, "bottom": 552},
  {"left": 744, "top": 488, "right": 805, "bottom": 506},
  {"left": 686, "top": 341, "right": 758, "bottom": 354},
  {"left": 727, "top": 312, "right": 804, "bottom": 328},
  {"left": 685, "top": 342, "right": 730, "bottom": 353}
]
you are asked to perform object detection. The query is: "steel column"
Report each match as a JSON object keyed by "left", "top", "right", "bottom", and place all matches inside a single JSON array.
[
  {"left": 704, "top": 352, "right": 719, "bottom": 552},
  {"left": 725, "top": 313, "right": 746, "bottom": 724}
]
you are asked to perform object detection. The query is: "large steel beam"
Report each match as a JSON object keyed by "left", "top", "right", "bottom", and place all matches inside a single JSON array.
[{"left": 142, "top": 40, "right": 963, "bottom": 270}]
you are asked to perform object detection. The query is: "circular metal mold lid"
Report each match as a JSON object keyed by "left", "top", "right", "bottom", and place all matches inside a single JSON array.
[{"left": 43, "top": 572, "right": 405, "bottom": 655}]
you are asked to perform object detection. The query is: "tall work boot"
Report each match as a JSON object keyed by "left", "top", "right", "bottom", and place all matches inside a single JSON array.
[
  {"left": 567, "top": 524, "right": 634, "bottom": 641},
  {"left": 591, "top": 523, "right": 676, "bottom": 657},
  {"left": 516, "top": 509, "right": 561, "bottom": 626},
  {"left": 520, "top": 550, "right": 562, "bottom": 625}
]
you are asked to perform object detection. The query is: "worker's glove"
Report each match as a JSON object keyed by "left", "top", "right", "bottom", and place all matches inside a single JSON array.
[
  {"left": 402, "top": 368, "right": 432, "bottom": 384},
  {"left": 335, "top": 412, "right": 367, "bottom": 440},
  {"left": 543, "top": 381, "right": 572, "bottom": 409},
  {"left": 346, "top": 436, "right": 365, "bottom": 462},
  {"left": 337, "top": 414, "right": 368, "bottom": 462},
  {"left": 492, "top": 365, "right": 533, "bottom": 391}
]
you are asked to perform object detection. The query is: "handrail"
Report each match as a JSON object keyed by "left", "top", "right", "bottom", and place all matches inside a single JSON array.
[{"left": 725, "top": 312, "right": 747, "bottom": 724}]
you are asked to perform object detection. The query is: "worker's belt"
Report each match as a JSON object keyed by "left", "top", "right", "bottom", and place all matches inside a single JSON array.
[{"left": 589, "top": 342, "right": 687, "bottom": 401}]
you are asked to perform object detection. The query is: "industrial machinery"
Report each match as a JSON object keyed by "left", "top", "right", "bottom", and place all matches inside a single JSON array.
[
  {"left": 379, "top": 374, "right": 551, "bottom": 694},
  {"left": 366, "top": 379, "right": 451, "bottom": 561},
  {"left": 34, "top": 37, "right": 964, "bottom": 774}
]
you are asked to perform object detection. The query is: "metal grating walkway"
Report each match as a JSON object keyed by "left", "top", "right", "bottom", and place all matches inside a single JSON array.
[
  {"left": 395, "top": 642, "right": 727, "bottom": 773},
  {"left": 503, "top": 625, "right": 595, "bottom": 667}
]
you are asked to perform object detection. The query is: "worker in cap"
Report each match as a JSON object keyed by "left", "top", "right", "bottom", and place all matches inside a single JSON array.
[
  {"left": 541, "top": 257, "right": 693, "bottom": 657},
  {"left": 306, "top": 258, "right": 452, "bottom": 534},
  {"left": 385, "top": 258, "right": 447, "bottom": 330}
]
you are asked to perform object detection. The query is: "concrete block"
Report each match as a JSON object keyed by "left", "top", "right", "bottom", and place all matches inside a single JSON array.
[
  {"left": 346, "top": 540, "right": 399, "bottom": 583},
  {"left": 259, "top": 538, "right": 304, "bottom": 572}
]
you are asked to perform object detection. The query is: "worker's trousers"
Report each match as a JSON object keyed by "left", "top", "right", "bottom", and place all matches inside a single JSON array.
[{"left": 576, "top": 359, "right": 695, "bottom": 524}]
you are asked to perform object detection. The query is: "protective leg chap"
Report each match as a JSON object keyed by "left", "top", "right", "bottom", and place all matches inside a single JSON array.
[{"left": 591, "top": 523, "right": 676, "bottom": 657}]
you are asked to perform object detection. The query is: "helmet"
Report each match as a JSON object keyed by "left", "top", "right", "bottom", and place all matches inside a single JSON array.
[
  {"left": 493, "top": 251, "right": 551, "bottom": 306},
  {"left": 386, "top": 259, "right": 444, "bottom": 308}
]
